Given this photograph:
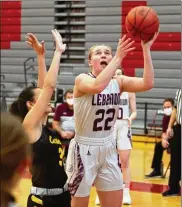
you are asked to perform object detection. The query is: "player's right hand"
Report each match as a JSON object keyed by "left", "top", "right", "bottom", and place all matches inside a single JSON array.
[{"left": 115, "top": 35, "right": 135, "bottom": 61}]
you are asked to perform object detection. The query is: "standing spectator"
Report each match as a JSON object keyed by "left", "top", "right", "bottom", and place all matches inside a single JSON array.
[
  {"left": 52, "top": 89, "right": 75, "bottom": 140},
  {"left": 145, "top": 98, "right": 174, "bottom": 178},
  {"left": 52, "top": 89, "right": 75, "bottom": 158},
  {"left": 162, "top": 89, "right": 181, "bottom": 196}
]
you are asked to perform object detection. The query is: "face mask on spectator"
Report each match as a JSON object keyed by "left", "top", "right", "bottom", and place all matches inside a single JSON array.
[
  {"left": 164, "top": 107, "right": 173, "bottom": 116},
  {"left": 67, "top": 98, "right": 74, "bottom": 106}
]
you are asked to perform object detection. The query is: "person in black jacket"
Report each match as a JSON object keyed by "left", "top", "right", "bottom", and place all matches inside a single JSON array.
[
  {"left": 145, "top": 98, "right": 174, "bottom": 177},
  {"left": 162, "top": 89, "right": 181, "bottom": 197}
]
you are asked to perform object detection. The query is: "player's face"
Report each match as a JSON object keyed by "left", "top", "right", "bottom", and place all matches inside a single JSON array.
[
  {"left": 89, "top": 45, "right": 113, "bottom": 74},
  {"left": 31, "top": 88, "right": 52, "bottom": 113}
]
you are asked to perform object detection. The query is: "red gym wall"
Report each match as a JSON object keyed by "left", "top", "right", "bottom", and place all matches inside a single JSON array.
[
  {"left": 0, "top": 1, "right": 22, "bottom": 49},
  {"left": 121, "top": 0, "right": 181, "bottom": 77}
]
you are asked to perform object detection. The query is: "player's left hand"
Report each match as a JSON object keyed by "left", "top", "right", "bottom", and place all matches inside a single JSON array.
[{"left": 141, "top": 29, "right": 160, "bottom": 48}]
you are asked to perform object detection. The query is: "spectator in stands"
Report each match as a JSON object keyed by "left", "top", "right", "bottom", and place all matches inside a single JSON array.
[
  {"left": 10, "top": 30, "right": 71, "bottom": 207},
  {"left": 1, "top": 112, "right": 29, "bottom": 207},
  {"left": 145, "top": 98, "right": 174, "bottom": 178},
  {"left": 52, "top": 89, "right": 75, "bottom": 140},
  {"left": 66, "top": 31, "right": 159, "bottom": 207},
  {"left": 162, "top": 89, "right": 181, "bottom": 196},
  {"left": 52, "top": 89, "right": 74, "bottom": 158}
]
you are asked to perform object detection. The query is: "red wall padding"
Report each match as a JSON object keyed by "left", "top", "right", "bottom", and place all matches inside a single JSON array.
[
  {"left": 121, "top": 1, "right": 181, "bottom": 77},
  {"left": 0, "top": 1, "right": 21, "bottom": 49}
]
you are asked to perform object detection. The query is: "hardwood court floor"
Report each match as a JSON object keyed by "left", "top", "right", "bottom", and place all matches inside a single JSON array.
[{"left": 14, "top": 136, "right": 181, "bottom": 207}]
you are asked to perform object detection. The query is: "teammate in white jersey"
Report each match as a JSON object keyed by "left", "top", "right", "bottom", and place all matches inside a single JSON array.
[
  {"left": 95, "top": 68, "right": 137, "bottom": 205},
  {"left": 115, "top": 68, "right": 137, "bottom": 205},
  {"left": 66, "top": 32, "right": 158, "bottom": 207}
]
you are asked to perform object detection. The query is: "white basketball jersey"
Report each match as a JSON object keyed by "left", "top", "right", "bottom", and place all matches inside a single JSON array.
[
  {"left": 74, "top": 75, "right": 120, "bottom": 139},
  {"left": 117, "top": 92, "right": 129, "bottom": 119}
]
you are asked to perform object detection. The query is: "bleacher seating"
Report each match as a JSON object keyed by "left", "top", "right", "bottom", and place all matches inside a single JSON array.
[{"left": 0, "top": 0, "right": 181, "bottom": 136}]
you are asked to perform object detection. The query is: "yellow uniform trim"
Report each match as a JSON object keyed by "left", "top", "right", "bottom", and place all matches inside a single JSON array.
[{"left": 31, "top": 195, "right": 43, "bottom": 205}]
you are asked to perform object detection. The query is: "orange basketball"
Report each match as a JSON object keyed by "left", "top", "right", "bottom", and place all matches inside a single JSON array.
[{"left": 125, "top": 6, "right": 159, "bottom": 41}]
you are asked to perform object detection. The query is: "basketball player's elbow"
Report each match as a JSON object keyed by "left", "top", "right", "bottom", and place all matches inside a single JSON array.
[
  {"left": 44, "top": 79, "right": 56, "bottom": 90},
  {"left": 145, "top": 80, "right": 154, "bottom": 90},
  {"left": 43, "top": 82, "right": 56, "bottom": 93},
  {"left": 142, "top": 77, "right": 154, "bottom": 90}
]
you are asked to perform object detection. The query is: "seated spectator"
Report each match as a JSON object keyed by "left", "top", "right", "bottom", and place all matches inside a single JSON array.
[
  {"left": 52, "top": 89, "right": 74, "bottom": 151},
  {"left": 145, "top": 98, "right": 174, "bottom": 178},
  {"left": 1, "top": 112, "right": 29, "bottom": 207}
]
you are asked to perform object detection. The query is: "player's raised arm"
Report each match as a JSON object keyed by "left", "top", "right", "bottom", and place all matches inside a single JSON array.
[{"left": 26, "top": 33, "right": 47, "bottom": 88}]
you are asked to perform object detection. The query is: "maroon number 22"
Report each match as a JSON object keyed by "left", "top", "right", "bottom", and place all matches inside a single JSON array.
[{"left": 93, "top": 108, "right": 116, "bottom": 131}]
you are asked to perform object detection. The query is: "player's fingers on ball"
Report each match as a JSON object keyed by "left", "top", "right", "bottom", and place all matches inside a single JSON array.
[{"left": 123, "top": 39, "right": 134, "bottom": 49}]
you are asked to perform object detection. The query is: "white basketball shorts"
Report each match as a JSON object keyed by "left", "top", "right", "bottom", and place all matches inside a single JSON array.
[
  {"left": 115, "top": 119, "right": 132, "bottom": 150},
  {"left": 66, "top": 138, "right": 123, "bottom": 197}
]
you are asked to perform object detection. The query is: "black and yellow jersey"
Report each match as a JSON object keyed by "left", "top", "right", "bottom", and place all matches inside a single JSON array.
[{"left": 30, "top": 125, "right": 67, "bottom": 188}]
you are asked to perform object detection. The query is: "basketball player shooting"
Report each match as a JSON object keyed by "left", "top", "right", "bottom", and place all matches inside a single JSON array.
[{"left": 66, "top": 30, "right": 159, "bottom": 207}]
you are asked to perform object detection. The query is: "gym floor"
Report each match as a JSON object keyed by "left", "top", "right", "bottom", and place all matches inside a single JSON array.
[{"left": 13, "top": 136, "right": 181, "bottom": 207}]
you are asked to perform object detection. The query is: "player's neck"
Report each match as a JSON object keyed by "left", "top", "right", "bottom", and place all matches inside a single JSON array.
[{"left": 91, "top": 72, "right": 97, "bottom": 78}]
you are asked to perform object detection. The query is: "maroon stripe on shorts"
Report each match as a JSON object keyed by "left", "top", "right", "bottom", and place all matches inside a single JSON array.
[{"left": 68, "top": 145, "right": 84, "bottom": 196}]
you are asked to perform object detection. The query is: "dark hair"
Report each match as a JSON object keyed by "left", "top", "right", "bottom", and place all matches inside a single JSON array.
[
  {"left": 0, "top": 112, "right": 29, "bottom": 207},
  {"left": 64, "top": 89, "right": 73, "bottom": 99},
  {"left": 163, "top": 98, "right": 174, "bottom": 106},
  {"left": 9, "top": 86, "right": 38, "bottom": 121}
]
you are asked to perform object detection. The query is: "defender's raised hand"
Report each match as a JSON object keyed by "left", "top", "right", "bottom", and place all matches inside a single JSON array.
[
  {"left": 26, "top": 33, "right": 45, "bottom": 55},
  {"left": 51, "top": 29, "right": 66, "bottom": 53}
]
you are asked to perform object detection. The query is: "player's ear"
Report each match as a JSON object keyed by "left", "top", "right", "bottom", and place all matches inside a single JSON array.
[
  {"left": 26, "top": 101, "right": 34, "bottom": 110},
  {"left": 88, "top": 60, "right": 92, "bottom": 67}
]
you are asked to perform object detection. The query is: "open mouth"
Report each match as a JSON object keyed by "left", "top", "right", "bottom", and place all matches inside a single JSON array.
[{"left": 100, "top": 60, "right": 108, "bottom": 67}]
